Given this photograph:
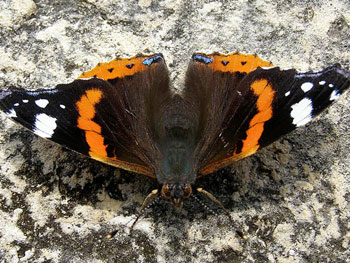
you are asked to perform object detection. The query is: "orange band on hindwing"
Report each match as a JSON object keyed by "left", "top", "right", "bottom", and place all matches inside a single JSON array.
[
  {"left": 78, "top": 55, "right": 161, "bottom": 80},
  {"left": 198, "top": 53, "right": 273, "bottom": 73},
  {"left": 76, "top": 89, "right": 109, "bottom": 157},
  {"left": 240, "top": 79, "right": 275, "bottom": 153}
]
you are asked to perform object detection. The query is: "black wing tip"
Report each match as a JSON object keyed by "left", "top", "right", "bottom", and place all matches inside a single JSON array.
[
  {"left": 294, "top": 63, "right": 350, "bottom": 80},
  {"left": 334, "top": 65, "right": 350, "bottom": 79},
  {"left": 0, "top": 89, "right": 12, "bottom": 100},
  {"left": 325, "top": 64, "right": 350, "bottom": 87}
]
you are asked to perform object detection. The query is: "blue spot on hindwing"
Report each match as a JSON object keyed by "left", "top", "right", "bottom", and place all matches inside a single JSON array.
[
  {"left": 142, "top": 54, "right": 163, "bottom": 66},
  {"left": 192, "top": 54, "right": 213, "bottom": 64}
]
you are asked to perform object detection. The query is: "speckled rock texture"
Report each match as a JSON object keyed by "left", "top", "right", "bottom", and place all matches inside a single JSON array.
[{"left": 0, "top": 0, "right": 350, "bottom": 262}]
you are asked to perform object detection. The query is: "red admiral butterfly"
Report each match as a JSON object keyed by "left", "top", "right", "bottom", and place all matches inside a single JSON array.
[{"left": 0, "top": 53, "right": 349, "bottom": 210}]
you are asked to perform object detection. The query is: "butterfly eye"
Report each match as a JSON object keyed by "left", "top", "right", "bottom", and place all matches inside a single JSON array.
[
  {"left": 183, "top": 184, "right": 192, "bottom": 199},
  {"left": 161, "top": 184, "right": 171, "bottom": 199}
]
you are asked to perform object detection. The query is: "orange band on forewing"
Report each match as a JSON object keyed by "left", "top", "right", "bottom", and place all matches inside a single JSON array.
[
  {"left": 75, "top": 89, "right": 154, "bottom": 177},
  {"left": 85, "top": 131, "right": 106, "bottom": 155},
  {"left": 240, "top": 79, "right": 275, "bottom": 152},
  {"left": 78, "top": 56, "right": 150, "bottom": 80},
  {"left": 198, "top": 79, "right": 275, "bottom": 176},
  {"left": 207, "top": 53, "right": 273, "bottom": 73},
  {"left": 76, "top": 89, "right": 109, "bottom": 157}
]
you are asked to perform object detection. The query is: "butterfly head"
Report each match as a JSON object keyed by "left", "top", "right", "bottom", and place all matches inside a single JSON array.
[{"left": 161, "top": 183, "right": 192, "bottom": 208}]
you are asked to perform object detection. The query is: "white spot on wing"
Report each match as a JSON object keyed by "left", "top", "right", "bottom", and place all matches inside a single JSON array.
[
  {"left": 330, "top": 89, "right": 340, "bottom": 101},
  {"left": 319, "top": 80, "right": 326, "bottom": 85},
  {"left": 285, "top": 91, "right": 291, "bottom": 96},
  {"left": 59, "top": 104, "right": 66, "bottom": 109},
  {"left": 6, "top": 108, "right": 17, "bottom": 118},
  {"left": 14, "top": 103, "right": 19, "bottom": 106},
  {"left": 33, "top": 113, "right": 57, "bottom": 138},
  {"left": 301, "top": 82, "right": 313, "bottom": 93},
  {"left": 35, "top": 99, "right": 49, "bottom": 108},
  {"left": 290, "top": 98, "right": 313, "bottom": 127},
  {"left": 22, "top": 99, "right": 29, "bottom": 103},
  {"left": 329, "top": 83, "right": 334, "bottom": 88}
]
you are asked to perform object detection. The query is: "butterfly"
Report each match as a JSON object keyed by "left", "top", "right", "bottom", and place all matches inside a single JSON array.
[{"left": 0, "top": 52, "right": 349, "bottom": 208}]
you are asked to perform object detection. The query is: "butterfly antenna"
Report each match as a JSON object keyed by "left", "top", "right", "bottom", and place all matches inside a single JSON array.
[
  {"left": 196, "top": 188, "right": 246, "bottom": 239},
  {"left": 192, "top": 193, "right": 220, "bottom": 217}
]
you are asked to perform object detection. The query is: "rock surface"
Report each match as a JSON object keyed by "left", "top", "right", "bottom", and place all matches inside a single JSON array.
[{"left": 0, "top": 0, "right": 350, "bottom": 262}]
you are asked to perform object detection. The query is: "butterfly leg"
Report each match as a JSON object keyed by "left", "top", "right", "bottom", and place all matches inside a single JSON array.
[
  {"left": 130, "top": 189, "right": 159, "bottom": 231},
  {"left": 105, "top": 189, "right": 159, "bottom": 239},
  {"left": 196, "top": 188, "right": 246, "bottom": 239}
]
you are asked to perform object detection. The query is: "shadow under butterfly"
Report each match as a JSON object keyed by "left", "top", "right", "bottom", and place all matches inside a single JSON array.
[{"left": 0, "top": 52, "right": 349, "bottom": 238}]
